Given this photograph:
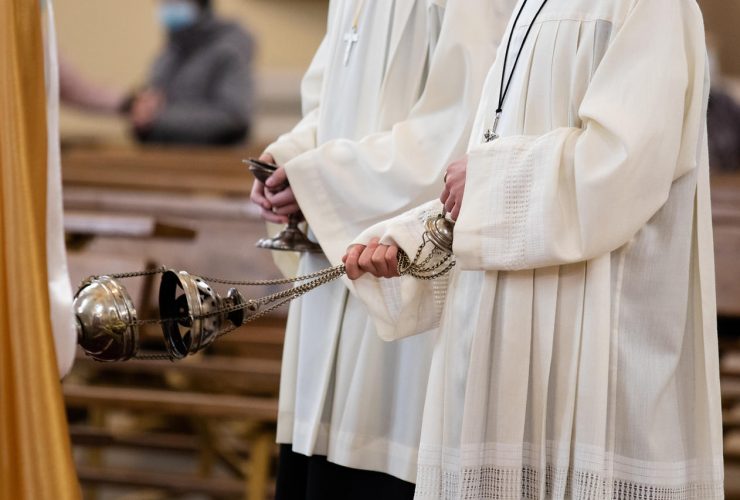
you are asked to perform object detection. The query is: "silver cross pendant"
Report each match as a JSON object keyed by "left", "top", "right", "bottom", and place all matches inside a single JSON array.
[{"left": 343, "top": 27, "right": 359, "bottom": 66}]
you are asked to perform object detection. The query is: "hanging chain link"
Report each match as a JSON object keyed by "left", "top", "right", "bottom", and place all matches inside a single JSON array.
[
  {"left": 397, "top": 233, "right": 456, "bottom": 280},
  {"left": 100, "top": 264, "right": 342, "bottom": 287}
]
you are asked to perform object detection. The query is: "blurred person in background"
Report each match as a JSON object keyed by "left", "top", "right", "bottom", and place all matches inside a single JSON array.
[{"left": 130, "top": 0, "right": 255, "bottom": 145}]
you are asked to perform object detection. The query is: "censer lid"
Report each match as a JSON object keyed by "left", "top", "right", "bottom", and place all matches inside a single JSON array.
[{"left": 424, "top": 215, "right": 454, "bottom": 255}]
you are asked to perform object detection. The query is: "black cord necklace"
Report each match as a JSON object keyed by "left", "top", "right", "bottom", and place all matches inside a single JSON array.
[{"left": 484, "top": 0, "right": 550, "bottom": 142}]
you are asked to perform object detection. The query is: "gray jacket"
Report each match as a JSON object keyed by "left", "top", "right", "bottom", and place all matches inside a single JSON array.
[{"left": 139, "top": 15, "right": 255, "bottom": 145}]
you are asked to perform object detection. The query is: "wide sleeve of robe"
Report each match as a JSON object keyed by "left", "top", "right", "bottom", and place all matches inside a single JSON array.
[
  {"left": 279, "top": 0, "right": 505, "bottom": 268},
  {"left": 454, "top": 0, "right": 699, "bottom": 271},
  {"left": 350, "top": 200, "right": 448, "bottom": 340}
]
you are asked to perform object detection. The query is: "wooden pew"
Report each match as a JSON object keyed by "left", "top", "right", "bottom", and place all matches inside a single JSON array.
[
  {"left": 65, "top": 382, "right": 279, "bottom": 499},
  {"left": 64, "top": 186, "right": 260, "bottom": 222},
  {"left": 711, "top": 173, "right": 740, "bottom": 483},
  {"left": 64, "top": 384, "right": 278, "bottom": 420},
  {"left": 712, "top": 173, "right": 740, "bottom": 318},
  {"left": 69, "top": 424, "right": 201, "bottom": 452},
  {"left": 65, "top": 211, "right": 156, "bottom": 237},
  {"left": 62, "top": 145, "right": 263, "bottom": 196},
  {"left": 73, "top": 354, "right": 281, "bottom": 396},
  {"left": 208, "top": 324, "right": 286, "bottom": 360},
  {"left": 724, "top": 378, "right": 740, "bottom": 404},
  {"left": 714, "top": 226, "right": 740, "bottom": 319},
  {"left": 62, "top": 145, "right": 259, "bottom": 250},
  {"left": 65, "top": 209, "right": 197, "bottom": 242},
  {"left": 76, "top": 464, "right": 245, "bottom": 497}
]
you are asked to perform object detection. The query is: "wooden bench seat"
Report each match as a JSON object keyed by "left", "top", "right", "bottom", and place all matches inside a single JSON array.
[
  {"left": 65, "top": 209, "right": 197, "bottom": 240},
  {"left": 76, "top": 464, "right": 246, "bottom": 497},
  {"left": 725, "top": 430, "right": 740, "bottom": 461},
  {"left": 64, "top": 384, "right": 278, "bottom": 421},
  {"left": 722, "top": 351, "right": 740, "bottom": 376},
  {"left": 62, "top": 146, "right": 261, "bottom": 196},
  {"left": 65, "top": 211, "right": 156, "bottom": 237},
  {"left": 712, "top": 174, "right": 740, "bottom": 318},
  {"left": 74, "top": 354, "right": 281, "bottom": 395},
  {"left": 722, "top": 378, "right": 740, "bottom": 405},
  {"left": 207, "top": 321, "right": 286, "bottom": 360},
  {"left": 64, "top": 186, "right": 260, "bottom": 222},
  {"left": 75, "top": 354, "right": 281, "bottom": 380},
  {"left": 69, "top": 424, "right": 201, "bottom": 453},
  {"left": 714, "top": 226, "right": 740, "bottom": 318}
]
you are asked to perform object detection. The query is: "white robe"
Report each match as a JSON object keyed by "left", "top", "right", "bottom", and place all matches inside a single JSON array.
[
  {"left": 42, "top": 0, "right": 77, "bottom": 378},
  {"left": 352, "top": 0, "right": 724, "bottom": 497},
  {"left": 264, "top": 0, "right": 514, "bottom": 482}
]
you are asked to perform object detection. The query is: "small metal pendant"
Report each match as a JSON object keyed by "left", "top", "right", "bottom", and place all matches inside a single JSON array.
[
  {"left": 483, "top": 129, "right": 499, "bottom": 143},
  {"left": 484, "top": 111, "right": 502, "bottom": 143}
]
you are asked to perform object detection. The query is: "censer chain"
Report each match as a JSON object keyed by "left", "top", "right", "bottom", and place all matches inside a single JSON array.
[
  {"left": 99, "top": 263, "right": 344, "bottom": 288},
  {"left": 129, "top": 264, "right": 347, "bottom": 329},
  {"left": 108, "top": 244, "right": 454, "bottom": 361}
]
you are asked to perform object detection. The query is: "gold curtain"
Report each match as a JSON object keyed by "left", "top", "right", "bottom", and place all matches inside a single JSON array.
[{"left": 0, "top": 1, "right": 80, "bottom": 498}]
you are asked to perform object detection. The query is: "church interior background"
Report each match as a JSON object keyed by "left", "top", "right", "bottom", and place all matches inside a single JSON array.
[{"left": 41, "top": 0, "right": 740, "bottom": 498}]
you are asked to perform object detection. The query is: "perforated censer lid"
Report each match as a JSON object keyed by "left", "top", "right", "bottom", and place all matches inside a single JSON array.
[{"left": 424, "top": 215, "right": 454, "bottom": 255}]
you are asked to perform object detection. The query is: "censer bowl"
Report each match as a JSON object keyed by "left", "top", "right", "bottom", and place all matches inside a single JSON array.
[{"left": 74, "top": 276, "right": 139, "bottom": 362}]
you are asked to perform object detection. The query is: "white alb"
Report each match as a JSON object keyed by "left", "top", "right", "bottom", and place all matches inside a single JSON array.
[{"left": 352, "top": 0, "right": 724, "bottom": 497}]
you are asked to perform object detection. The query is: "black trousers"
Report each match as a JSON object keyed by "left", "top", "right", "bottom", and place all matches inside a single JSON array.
[{"left": 275, "top": 444, "right": 416, "bottom": 500}]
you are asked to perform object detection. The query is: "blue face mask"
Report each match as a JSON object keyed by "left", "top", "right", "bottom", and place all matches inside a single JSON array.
[{"left": 159, "top": 2, "right": 199, "bottom": 32}]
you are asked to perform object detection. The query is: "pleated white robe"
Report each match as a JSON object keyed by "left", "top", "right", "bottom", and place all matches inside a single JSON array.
[
  {"left": 264, "top": 0, "right": 515, "bottom": 482},
  {"left": 351, "top": 0, "right": 725, "bottom": 497}
]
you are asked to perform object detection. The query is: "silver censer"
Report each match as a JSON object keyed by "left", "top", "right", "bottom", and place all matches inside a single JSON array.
[{"left": 74, "top": 213, "right": 455, "bottom": 363}]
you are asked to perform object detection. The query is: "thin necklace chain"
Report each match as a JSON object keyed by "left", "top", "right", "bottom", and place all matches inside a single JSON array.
[
  {"left": 351, "top": 0, "right": 366, "bottom": 30},
  {"left": 486, "top": 0, "right": 550, "bottom": 141}
]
